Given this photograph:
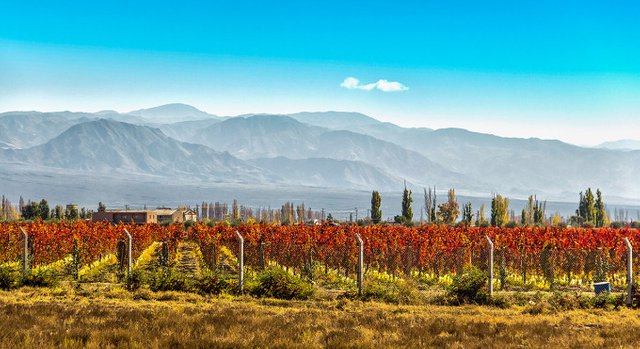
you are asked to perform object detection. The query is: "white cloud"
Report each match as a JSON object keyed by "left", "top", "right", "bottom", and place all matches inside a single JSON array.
[{"left": 340, "top": 77, "right": 409, "bottom": 92}]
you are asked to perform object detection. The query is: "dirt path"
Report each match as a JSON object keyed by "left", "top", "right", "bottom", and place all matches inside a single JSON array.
[{"left": 174, "top": 241, "right": 201, "bottom": 277}]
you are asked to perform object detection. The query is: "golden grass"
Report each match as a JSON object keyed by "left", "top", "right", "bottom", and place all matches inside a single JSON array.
[{"left": 1, "top": 285, "right": 639, "bottom": 348}]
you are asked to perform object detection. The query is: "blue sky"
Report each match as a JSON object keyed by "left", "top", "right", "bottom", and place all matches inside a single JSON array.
[{"left": 1, "top": 1, "right": 639, "bottom": 145}]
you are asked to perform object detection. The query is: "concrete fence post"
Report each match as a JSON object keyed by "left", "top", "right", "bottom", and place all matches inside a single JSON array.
[
  {"left": 235, "top": 231, "right": 244, "bottom": 293},
  {"left": 355, "top": 233, "right": 363, "bottom": 297},
  {"left": 124, "top": 228, "right": 132, "bottom": 274},
  {"left": 485, "top": 235, "right": 494, "bottom": 297},
  {"left": 624, "top": 237, "right": 633, "bottom": 306},
  {"left": 19, "top": 227, "right": 29, "bottom": 274}
]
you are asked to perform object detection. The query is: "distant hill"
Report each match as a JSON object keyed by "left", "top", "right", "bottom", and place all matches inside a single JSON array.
[
  {"left": 129, "top": 103, "right": 223, "bottom": 123},
  {"left": 0, "top": 111, "right": 148, "bottom": 149},
  {"left": 597, "top": 139, "right": 640, "bottom": 151},
  {"left": 191, "top": 114, "right": 471, "bottom": 190},
  {"left": 159, "top": 118, "right": 223, "bottom": 141},
  {"left": 0, "top": 119, "right": 275, "bottom": 183},
  {"left": 1, "top": 104, "right": 640, "bottom": 204},
  {"left": 288, "top": 111, "right": 381, "bottom": 129}
]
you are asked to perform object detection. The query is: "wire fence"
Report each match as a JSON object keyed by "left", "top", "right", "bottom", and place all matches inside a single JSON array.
[
  {"left": 201, "top": 230, "right": 637, "bottom": 297},
  {"left": 1, "top": 222, "right": 637, "bottom": 300}
]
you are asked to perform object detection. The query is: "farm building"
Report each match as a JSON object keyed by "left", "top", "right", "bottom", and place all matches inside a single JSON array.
[
  {"left": 91, "top": 210, "right": 158, "bottom": 224},
  {"left": 92, "top": 207, "right": 197, "bottom": 224},
  {"left": 155, "top": 208, "right": 198, "bottom": 224}
]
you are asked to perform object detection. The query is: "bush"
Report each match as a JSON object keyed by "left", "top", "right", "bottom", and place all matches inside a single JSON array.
[
  {"left": 357, "top": 278, "right": 421, "bottom": 304},
  {"left": 447, "top": 267, "right": 488, "bottom": 304},
  {"left": 0, "top": 265, "right": 17, "bottom": 290},
  {"left": 22, "top": 267, "right": 57, "bottom": 287},
  {"left": 123, "top": 269, "right": 143, "bottom": 292},
  {"left": 196, "top": 270, "right": 229, "bottom": 295},
  {"left": 250, "top": 267, "right": 315, "bottom": 300},
  {"left": 149, "top": 268, "right": 192, "bottom": 292}
]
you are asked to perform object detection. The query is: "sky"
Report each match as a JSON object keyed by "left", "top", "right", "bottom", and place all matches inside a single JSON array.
[{"left": 1, "top": 1, "right": 639, "bottom": 146}]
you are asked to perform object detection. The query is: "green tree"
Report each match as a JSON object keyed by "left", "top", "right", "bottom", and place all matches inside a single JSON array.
[
  {"left": 370, "top": 191, "right": 382, "bottom": 224},
  {"left": 595, "top": 189, "right": 607, "bottom": 227},
  {"left": 490, "top": 194, "right": 510, "bottom": 227},
  {"left": 533, "top": 199, "right": 545, "bottom": 225},
  {"left": 401, "top": 184, "right": 413, "bottom": 223},
  {"left": 98, "top": 202, "right": 107, "bottom": 212},
  {"left": 521, "top": 208, "right": 527, "bottom": 226},
  {"left": 575, "top": 188, "right": 597, "bottom": 226},
  {"left": 38, "top": 199, "right": 50, "bottom": 220},
  {"left": 22, "top": 201, "right": 40, "bottom": 220},
  {"left": 66, "top": 205, "right": 79, "bottom": 220},
  {"left": 437, "top": 188, "right": 460, "bottom": 225},
  {"left": 462, "top": 201, "right": 473, "bottom": 226},
  {"left": 54, "top": 205, "right": 64, "bottom": 219}
]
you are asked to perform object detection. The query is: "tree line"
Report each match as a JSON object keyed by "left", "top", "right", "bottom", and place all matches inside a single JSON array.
[{"left": 370, "top": 186, "right": 626, "bottom": 228}]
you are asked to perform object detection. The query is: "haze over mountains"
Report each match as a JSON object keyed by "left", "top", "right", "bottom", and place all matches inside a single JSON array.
[{"left": 1, "top": 103, "right": 639, "bottom": 211}]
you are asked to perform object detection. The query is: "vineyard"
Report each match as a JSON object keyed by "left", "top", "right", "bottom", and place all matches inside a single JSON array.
[{"left": 1, "top": 221, "right": 639, "bottom": 297}]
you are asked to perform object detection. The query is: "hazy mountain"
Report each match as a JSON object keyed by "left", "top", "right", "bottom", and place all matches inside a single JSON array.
[
  {"left": 159, "top": 119, "right": 223, "bottom": 141},
  {"left": 0, "top": 111, "right": 149, "bottom": 149},
  {"left": 288, "top": 111, "right": 434, "bottom": 146},
  {"left": 2, "top": 105, "right": 640, "bottom": 204},
  {"left": 597, "top": 139, "right": 640, "bottom": 151},
  {"left": 0, "top": 119, "right": 276, "bottom": 183},
  {"left": 380, "top": 127, "right": 640, "bottom": 200},
  {"left": 253, "top": 156, "right": 404, "bottom": 191},
  {"left": 129, "top": 103, "right": 223, "bottom": 123},
  {"left": 288, "top": 111, "right": 381, "bottom": 130},
  {"left": 0, "top": 111, "right": 90, "bottom": 149},
  {"left": 192, "top": 114, "right": 470, "bottom": 190},
  {"left": 192, "top": 114, "right": 324, "bottom": 158}
]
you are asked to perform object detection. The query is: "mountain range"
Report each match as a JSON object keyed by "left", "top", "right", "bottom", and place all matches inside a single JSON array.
[{"left": 1, "top": 103, "right": 639, "bottom": 209}]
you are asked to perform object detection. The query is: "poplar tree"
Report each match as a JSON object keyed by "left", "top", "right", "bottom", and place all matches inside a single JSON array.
[
  {"left": 595, "top": 189, "right": 607, "bottom": 227},
  {"left": 371, "top": 191, "right": 382, "bottom": 224},
  {"left": 462, "top": 201, "right": 473, "bottom": 226},
  {"left": 491, "top": 194, "right": 510, "bottom": 227},
  {"left": 39, "top": 199, "right": 50, "bottom": 220},
  {"left": 401, "top": 184, "right": 413, "bottom": 223}
]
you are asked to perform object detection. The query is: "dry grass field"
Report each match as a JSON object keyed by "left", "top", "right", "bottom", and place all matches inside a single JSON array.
[{"left": 1, "top": 285, "right": 640, "bottom": 348}]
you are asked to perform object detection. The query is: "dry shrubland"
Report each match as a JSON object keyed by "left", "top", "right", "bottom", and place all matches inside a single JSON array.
[{"left": 1, "top": 285, "right": 640, "bottom": 348}]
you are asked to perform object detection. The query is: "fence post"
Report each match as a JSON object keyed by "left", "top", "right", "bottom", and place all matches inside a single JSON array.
[
  {"left": 124, "top": 228, "right": 132, "bottom": 274},
  {"left": 19, "top": 227, "right": 29, "bottom": 274},
  {"left": 355, "top": 233, "right": 363, "bottom": 297},
  {"left": 624, "top": 237, "right": 633, "bottom": 306},
  {"left": 235, "top": 231, "right": 244, "bottom": 293},
  {"left": 485, "top": 235, "right": 494, "bottom": 297}
]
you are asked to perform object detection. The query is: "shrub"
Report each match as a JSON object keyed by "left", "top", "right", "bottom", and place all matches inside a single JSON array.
[
  {"left": 123, "top": 269, "right": 143, "bottom": 292},
  {"left": 354, "top": 277, "right": 421, "bottom": 304},
  {"left": 196, "top": 270, "right": 229, "bottom": 295},
  {"left": 585, "top": 292, "right": 625, "bottom": 310},
  {"left": 149, "top": 268, "right": 192, "bottom": 292},
  {"left": 250, "top": 267, "right": 315, "bottom": 300},
  {"left": 447, "top": 267, "right": 488, "bottom": 304},
  {"left": 22, "top": 267, "right": 57, "bottom": 287},
  {"left": 0, "top": 265, "right": 17, "bottom": 290}
]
